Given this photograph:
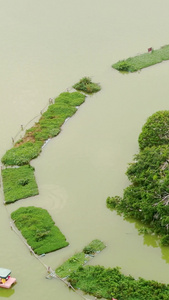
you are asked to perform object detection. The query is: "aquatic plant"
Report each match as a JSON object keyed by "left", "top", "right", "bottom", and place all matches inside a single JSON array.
[
  {"left": 112, "top": 44, "right": 169, "bottom": 72},
  {"left": 1, "top": 142, "right": 43, "bottom": 166},
  {"left": 1, "top": 92, "right": 86, "bottom": 166},
  {"left": 55, "top": 239, "right": 106, "bottom": 278},
  {"left": 73, "top": 77, "right": 101, "bottom": 94},
  {"left": 56, "top": 252, "right": 89, "bottom": 278},
  {"left": 83, "top": 239, "right": 106, "bottom": 254},
  {"left": 11, "top": 206, "right": 69, "bottom": 254},
  {"left": 2, "top": 165, "right": 38, "bottom": 203}
]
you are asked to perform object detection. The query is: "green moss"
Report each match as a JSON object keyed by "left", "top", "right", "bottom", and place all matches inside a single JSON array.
[
  {"left": 2, "top": 165, "right": 39, "bottom": 203},
  {"left": 112, "top": 44, "right": 169, "bottom": 72},
  {"left": 11, "top": 206, "right": 69, "bottom": 255},
  {"left": 68, "top": 265, "right": 169, "bottom": 300},
  {"left": 73, "top": 77, "right": 101, "bottom": 94}
]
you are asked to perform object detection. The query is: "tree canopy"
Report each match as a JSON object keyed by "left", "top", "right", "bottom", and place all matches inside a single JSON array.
[{"left": 107, "top": 111, "right": 169, "bottom": 245}]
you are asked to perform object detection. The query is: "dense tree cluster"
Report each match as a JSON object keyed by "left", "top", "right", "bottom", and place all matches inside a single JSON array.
[
  {"left": 107, "top": 111, "right": 169, "bottom": 245},
  {"left": 68, "top": 265, "right": 169, "bottom": 299}
]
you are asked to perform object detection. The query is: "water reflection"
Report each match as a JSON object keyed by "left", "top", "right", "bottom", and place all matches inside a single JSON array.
[
  {"left": 125, "top": 216, "right": 169, "bottom": 263},
  {"left": 0, "top": 288, "right": 15, "bottom": 298}
]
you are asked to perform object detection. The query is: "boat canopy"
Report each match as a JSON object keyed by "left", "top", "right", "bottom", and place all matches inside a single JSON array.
[{"left": 0, "top": 268, "right": 11, "bottom": 279}]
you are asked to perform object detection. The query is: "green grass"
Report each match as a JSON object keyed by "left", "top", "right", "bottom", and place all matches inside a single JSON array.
[
  {"left": 68, "top": 265, "right": 169, "bottom": 300},
  {"left": 55, "top": 239, "right": 106, "bottom": 278},
  {"left": 1, "top": 92, "right": 86, "bottom": 166},
  {"left": 11, "top": 206, "right": 69, "bottom": 255},
  {"left": 112, "top": 44, "right": 169, "bottom": 72},
  {"left": 1, "top": 142, "right": 43, "bottom": 166},
  {"left": 2, "top": 165, "right": 39, "bottom": 203},
  {"left": 73, "top": 77, "right": 101, "bottom": 94},
  {"left": 1, "top": 91, "right": 86, "bottom": 203},
  {"left": 55, "top": 91, "right": 86, "bottom": 106},
  {"left": 55, "top": 252, "right": 90, "bottom": 278}
]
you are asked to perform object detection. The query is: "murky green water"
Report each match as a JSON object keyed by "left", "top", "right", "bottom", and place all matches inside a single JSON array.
[{"left": 0, "top": 0, "right": 169, "bottom": 299}]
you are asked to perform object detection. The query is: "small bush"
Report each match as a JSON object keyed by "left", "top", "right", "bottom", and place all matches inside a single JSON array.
[
  {"left": 73, "top": 77, "right": 101, "bottom": 94},
  {"left": 113, "top": 60, "right": 137, "bottom": 72},
  {"left": 106, "top": 196, "right": 122, "bottom": 210},
  {"left": 83, "top": 239, "right": 106, "bottom": 254}
]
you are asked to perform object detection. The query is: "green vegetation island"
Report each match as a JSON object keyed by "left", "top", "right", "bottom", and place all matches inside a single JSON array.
[
  {"left": 55, "top": 239, "right": 169, "bottom": 300},
  {"left": 112, "top": 44, "right": 169, "bottom": 72},
  {"left": 107, "top": 111, "right": 169, "bottom": 246},
  {"left": 3, "top": 77, "right": 169, "bottom": 298},
  {"left": 73, "top": 77, "right": 101, "bottom": 94},
  {"left": 11, "top": 206, "right": 69, "bottom": 255},
  {"left": 1, "top": 77, "right": 101, "bottom": 204},
  {"left": 68, "top": 265, "right": 169, "bottom": 300}
]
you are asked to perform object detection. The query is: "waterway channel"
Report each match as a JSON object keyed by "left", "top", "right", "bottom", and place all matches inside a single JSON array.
[{"left": 0, "top": 1, "right": 169, "bottom": 299}]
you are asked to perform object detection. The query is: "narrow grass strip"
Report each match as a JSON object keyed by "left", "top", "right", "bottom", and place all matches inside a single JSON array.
[
  {"left": 55, "top": 239, "right": 106, "bottom": 278},
  {"left": 2, "top": 165, "right": 38, "bottom": 203},
  {"left": 11, "top": 206, "right": 69, "bottom": 255},
  {"left": 1, "top": 92, "right": 86, "bottom": 166},
  {"left": 112, "top": 44, "right": 169, "bottom": 72}
]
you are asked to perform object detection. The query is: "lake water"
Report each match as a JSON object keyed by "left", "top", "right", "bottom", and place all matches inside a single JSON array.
[{"left": 0, "top": 1, "right": 169, "bottom": 299}]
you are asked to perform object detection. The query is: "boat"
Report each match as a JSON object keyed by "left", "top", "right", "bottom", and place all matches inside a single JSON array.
[{"left": 0, "top": 268, "right": 16, "bottom": 289}]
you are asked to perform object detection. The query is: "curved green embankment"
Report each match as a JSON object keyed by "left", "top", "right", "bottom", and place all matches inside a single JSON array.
[
  {"left": 1, "top": 91, "right": 86, "bottom": 203},
  {"left": 107, "top": 111, "right": 169, "bottom": 246},
  {"left": 1, "top": 77, "right": 101, "bottom": 204},
  {"left": 112, "top": 44, "right": 169, "bottom": 72},
  {"left": 0, "top": 77, "right": 101, "bottom": 255}
]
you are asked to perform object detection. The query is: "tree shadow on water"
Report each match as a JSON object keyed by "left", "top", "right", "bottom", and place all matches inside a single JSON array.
[{"left": 125, "top": 216, "right": 169, "bottom": 264}]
